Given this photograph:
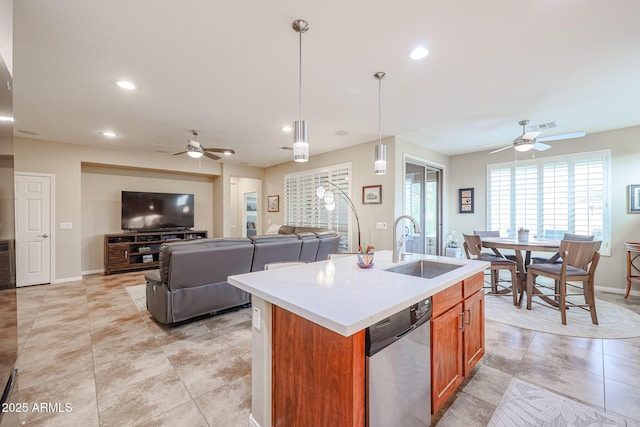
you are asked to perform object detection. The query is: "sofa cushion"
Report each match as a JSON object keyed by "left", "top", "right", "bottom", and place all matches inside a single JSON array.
[
  {"left": 278, "top": 225, "right": 297, "bottom": 235},
  {"left": 168, "top": 244, "right": 255, "bottom": 290},
  {"left": 251, "top": 238, "right": 303, "bottom": 271}
]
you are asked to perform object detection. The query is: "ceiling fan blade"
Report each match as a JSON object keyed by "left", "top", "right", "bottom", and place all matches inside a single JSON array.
[
  {"left": 522, "top": 131, "right": 541, "bottom": 140},
  {"left": 172, "top": 151, "right": 187, "bottom": 156},
  {"left": 203, "top": 152, "right": 221, "bottom": 160},
  {"left": 204, "top": 148, "right": 236, "bottom": 155},
  {"left": 488, "top": 145, "right": 512, "bottom": 154},
  {"left": 533, "top": 142, "right": 552, "bottom": 151},
  {"left": 536, "top": 131, "right": 586, "bottom": 142}
]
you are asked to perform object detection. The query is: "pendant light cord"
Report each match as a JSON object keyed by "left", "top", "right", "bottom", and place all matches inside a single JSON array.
[
  {"left": 298, "top": 29, "right": 303, "bottom": 123},
  {"left": 378, "top": 76, "right": 382, "bottom": 145}
]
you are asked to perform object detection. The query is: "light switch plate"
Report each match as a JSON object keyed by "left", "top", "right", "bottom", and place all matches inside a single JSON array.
[
  {"left": 376, "top": 222, "right": 387, "bottom": 230},
  {"left": 60, "top": 222, "right": 73, "bottom": 229},
  {"left": 252, "top": 307, "right": 261, "bottom": 331}
]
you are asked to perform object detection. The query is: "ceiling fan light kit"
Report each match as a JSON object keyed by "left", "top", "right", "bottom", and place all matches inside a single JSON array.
[
  {"left": 489, "top": 119, "right": 585, "bottom": 155},
  {"left": 173, "top": 130, "right": 235, "bottom": 161},
  {"left": 292, "top": 19, "right": 310, "bottom": 163},
  {"left": 513, "top": 139, "right": 535, "bottom": 152}
]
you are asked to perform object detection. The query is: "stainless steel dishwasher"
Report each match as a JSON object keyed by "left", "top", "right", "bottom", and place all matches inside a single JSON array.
[{"left": 366, "top": 298, "right": 432, "bottom": 427}]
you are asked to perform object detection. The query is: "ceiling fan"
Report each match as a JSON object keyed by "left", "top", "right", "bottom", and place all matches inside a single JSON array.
[
  {"left": 172, "top": 130, "right": 235, "bottom": 160},
  {"left": 489, "top": 120, "right": 585, "bottom": 154}
]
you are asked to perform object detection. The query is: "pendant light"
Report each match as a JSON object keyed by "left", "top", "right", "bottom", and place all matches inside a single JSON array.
[
  {"left": 374, "top": 71, "right": 387, "bottom": 175},
  {"left": 292, "top": 19, "right": 310, "bottom": 162}
]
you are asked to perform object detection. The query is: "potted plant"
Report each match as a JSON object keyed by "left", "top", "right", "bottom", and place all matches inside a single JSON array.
[
  {"left": 517, "top": 227, "right": 530, "bottom": 242},
  {"left": 445, "top": 230, "right": 462, "bottom": 258},
  {"left": 357, "top": 244, "right": 375, "bottom": 268}
]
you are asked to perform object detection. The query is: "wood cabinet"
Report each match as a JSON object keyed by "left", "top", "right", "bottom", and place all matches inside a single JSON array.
[
  {"left": 104, "top": 230, "right": 207, "bottom": 274},
  {"left": 431, "top": 272, "right": 484, "bottom": 414},
  {"left": 272, "top": 306, "right": 365, "bottom": 427}
]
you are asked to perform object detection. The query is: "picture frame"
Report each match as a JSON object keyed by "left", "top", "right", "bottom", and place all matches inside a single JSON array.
[
  {"left": 362, "top": 185, "right": 382, "bottom": 204},
  {"left": 268, "top": 195, "right": 280, "bottom": 212},
  {"left": 458, "top": 188, "right": 474, "bottom": 214},
  {"left": 629, "top": 185, "right": 640, "bottom": 213}
]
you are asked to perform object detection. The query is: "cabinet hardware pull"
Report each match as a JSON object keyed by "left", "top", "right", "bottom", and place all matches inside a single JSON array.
[
  {"left": 125, "top": 250, "right": 128, "bottom": 258},
  {"left": 465, "top": 309, "right": 471, "bottom": 325},
  {"left": 459, "top": 312, "right": 465, "bottom": 332}
]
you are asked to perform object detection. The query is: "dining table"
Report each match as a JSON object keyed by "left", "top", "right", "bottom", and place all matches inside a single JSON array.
[{"left": 481, "top": 236, "right": 560, "bottom": 307}]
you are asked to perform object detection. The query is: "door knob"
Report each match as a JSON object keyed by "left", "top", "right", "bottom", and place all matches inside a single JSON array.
[{"left": 38, "top": 234, "right": 49, "bottom": 238}]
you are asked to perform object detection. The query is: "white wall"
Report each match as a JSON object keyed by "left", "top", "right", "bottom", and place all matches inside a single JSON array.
[
  {"left": 264, "top": 137, "right": 396, "bottom": 251},
  {"left": 448, "top": 125, "right": 640, "bottom": 293},
  {"left": 263, "top": 136, "right": 451, "bottom": 252},
  {"left": 0, "top": 0, "right": 12, "bottom": 76},
  {"left": 81, "top": 164, "right": 215, "bottom": 274},
  {"left": 15, "top": 136, "right": 224, "bottom": 281}
]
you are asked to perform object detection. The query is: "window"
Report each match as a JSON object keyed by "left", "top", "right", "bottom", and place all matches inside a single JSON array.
[
  {"left": 487, "top": 151, "right": 610, "bottom": 255},
  {"left": 284, "top": 163, "right": 352, "bottom": 251}
]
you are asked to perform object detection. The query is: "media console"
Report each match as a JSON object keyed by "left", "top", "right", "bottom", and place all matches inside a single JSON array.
[{"left": 104, "top": 230, "right": 207, "bottom": 274}]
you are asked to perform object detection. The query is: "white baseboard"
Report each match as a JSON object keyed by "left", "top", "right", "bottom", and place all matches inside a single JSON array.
[
  {"left": 595, "top": 285, "right": 639, "bottom": 298},
  {"left": 249, "top": 413, "right": 261, "bottom": 427},
  {"left": 53, "top": 275, "right": 83, "bottom": 284},
  {"left": 82, "top": 268, "right": 105, "bottom": 276}
]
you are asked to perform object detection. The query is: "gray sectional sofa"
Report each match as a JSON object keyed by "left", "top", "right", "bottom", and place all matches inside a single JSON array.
[{"left": 145, "top": 227, "right": 340, "bottom": 324}]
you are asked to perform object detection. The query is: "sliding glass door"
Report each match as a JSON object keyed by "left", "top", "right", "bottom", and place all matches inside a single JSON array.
[{"left": 404, "top": 159, "right": 443, "bottom": 255}]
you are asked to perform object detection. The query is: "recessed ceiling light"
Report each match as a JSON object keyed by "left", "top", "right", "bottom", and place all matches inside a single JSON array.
[
  {"left": 0, "top": 115, "right": 14, "bottom": 122},
  {"left": 116, "top": 81, "right": 136, "bottom": 90},
  {"left": 409, "top": 47, "right": 429, "bottom": 60},
  {"left": 335, "top": 130, "right": 349, "bottom": 136},
  {"left": 281, "top": 126, "right": 292, "bottom": 132},
  {"left": 102, "top": 131, "right": 117, "bottom": 137}
]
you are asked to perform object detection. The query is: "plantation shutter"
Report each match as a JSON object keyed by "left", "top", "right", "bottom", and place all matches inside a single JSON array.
[
  {"left": 487, "top": 151, "right": 610, "bottom": 255},
  {"left": 284, "top": 163, "right": 352, "bottom": 251}
]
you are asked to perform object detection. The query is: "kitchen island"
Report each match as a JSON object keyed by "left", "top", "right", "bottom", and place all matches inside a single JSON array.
[{"left": 228, "top": 250, "right": 489, "bottom": 427}]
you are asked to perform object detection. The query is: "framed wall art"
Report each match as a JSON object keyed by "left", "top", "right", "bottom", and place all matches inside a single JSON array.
[
  {"left": 268, "top": 195, "right": 280, "bottom": 212},
  {"left": 629, "top": 185, "right": 640, "bottom": 213},
  {"left": 362, "top": 185, "right": 382, "bottom": 204},
  {"left": 459, "top": 188, "right": 474, "bottom": 214}
]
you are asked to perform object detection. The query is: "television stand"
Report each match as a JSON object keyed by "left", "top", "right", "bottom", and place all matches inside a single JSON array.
[{"left": 104, "top": 230, "right": 207, "bottom": 274}]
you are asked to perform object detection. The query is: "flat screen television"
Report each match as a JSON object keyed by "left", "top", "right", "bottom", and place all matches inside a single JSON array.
[{"left": 121, "top": 191, "right": 194, "bottom": 231}]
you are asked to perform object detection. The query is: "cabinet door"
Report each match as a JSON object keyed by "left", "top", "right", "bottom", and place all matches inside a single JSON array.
[
  {"left": 431, "top": 302, "right": 463, "bottom": 414},
  {"left": 463, "top": 290, "right": 484, "bottom": 375},
  {"left": 107, "top": 243, "right": 130, "bottom": 269}
]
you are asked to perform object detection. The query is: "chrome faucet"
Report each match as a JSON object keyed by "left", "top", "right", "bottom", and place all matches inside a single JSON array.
[{"left": 392, "top": 215, "right": 422, "bottom": 262}]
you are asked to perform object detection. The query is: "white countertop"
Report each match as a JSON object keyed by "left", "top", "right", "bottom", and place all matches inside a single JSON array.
[{"left": 228, "top": 250, "right": 489, "bottom": 336}]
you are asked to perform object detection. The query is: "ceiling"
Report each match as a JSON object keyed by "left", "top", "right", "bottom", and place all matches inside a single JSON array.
[{"left": 11, "top": 0, "right": 640, "bottom": 167}]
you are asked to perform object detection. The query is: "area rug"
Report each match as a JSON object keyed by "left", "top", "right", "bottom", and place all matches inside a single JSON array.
[
  {"left": 125, "top": 284, "right": 147, "bottom": 312},
  {"left": 488, "top": 378, "right": 628, "bottom": 427},
  {"left": 484, "top": 291, "right": 640, "bottom": 339}
]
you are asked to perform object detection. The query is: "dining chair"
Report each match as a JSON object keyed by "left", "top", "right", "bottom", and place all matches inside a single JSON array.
[
  {"left": 531, "top": 233, "right": 595, "bottom": 264},
  {"left": 525, "top": 240, "right": 601, "bottom": 325},
  {"left": 473, "top": 230, "right": 517, "bottom": 261},
  {"left": 463, "top": 234, "right": 519, "bottom": 306}
]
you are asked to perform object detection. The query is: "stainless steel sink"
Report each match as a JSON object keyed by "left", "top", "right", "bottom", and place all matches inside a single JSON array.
[{"left": 385, "top": 260, "right": 462, "bottom": 279}]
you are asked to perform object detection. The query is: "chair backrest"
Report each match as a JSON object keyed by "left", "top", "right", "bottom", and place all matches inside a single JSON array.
[
  {"left": 473, "top": 230, "right": 500, "bottom": 237},
  {"left": 463, "top": 234, "right": 483, "bottom": 260},
  {"left": 559, "top": 240, "right": 602, "bottom": 270},
  {"left": 264, "top": 261, "right": 309, "bottom": 270},
  {"left": 562, "top": 233, "right": 595, "bottom": 242}
]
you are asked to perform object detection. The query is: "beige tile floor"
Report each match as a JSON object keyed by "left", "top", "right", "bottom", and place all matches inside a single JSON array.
[{"left": 12, "top": 271, "right": 640, "bottom": 426}]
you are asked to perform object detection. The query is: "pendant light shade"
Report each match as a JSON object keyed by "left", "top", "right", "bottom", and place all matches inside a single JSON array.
[
  {"left": 374, "top": 71, "right": 387, "bottom": 175},
  {"left": 292, "top": 19, "right": 310, "bottom": 162}
]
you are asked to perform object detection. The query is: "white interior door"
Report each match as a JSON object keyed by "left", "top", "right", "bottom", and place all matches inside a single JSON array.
[{"left": 15, "top": 174, "right": 52, "bottom": 287}]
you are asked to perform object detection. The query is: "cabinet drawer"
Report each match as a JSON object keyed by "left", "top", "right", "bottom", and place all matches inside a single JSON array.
[
  {"left": 463, "top": 273, "right": 484, "bottom": 298},
  {"left": 432, "top": 281, "right": 462, "bottom": 318}
]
